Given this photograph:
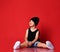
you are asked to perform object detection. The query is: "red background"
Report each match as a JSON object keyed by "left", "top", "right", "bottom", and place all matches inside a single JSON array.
[{"left": 0, "top": 0, "right": 60, "bottom": 52}]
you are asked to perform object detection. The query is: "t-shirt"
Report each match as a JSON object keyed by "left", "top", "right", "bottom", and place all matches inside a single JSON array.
[{"left": 27, "top": 28, "right": 40, "bottom": 41}]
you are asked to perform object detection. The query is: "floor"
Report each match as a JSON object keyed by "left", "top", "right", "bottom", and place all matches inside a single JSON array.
[{"left": 13, "top": 48, "right": 54, "bottom": 52}]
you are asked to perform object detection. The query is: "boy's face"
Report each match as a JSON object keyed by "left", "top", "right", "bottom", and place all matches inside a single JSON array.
[{"left": 29, "top": 20, "right": 35, "bottom": 27}]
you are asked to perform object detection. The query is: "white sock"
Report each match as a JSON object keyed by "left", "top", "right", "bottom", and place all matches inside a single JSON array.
[
  {"left": 46, "top": 41, "right": 54, "bottom": 49},
  {"left": 13, "top": 41, "right": 21, "bottom": 49}
]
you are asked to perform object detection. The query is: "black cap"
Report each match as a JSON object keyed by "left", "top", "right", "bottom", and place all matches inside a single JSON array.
[{"left": 30, "top": 17, "right": 39, "bottom": 26}]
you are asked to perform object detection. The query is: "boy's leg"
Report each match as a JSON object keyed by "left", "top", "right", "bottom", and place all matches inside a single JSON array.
[
  {"left": 37, "top": 42, "right": 47, "bottom": 48},
  {"left": 37, "top": 41, "right": 54, "bottom": 49},
  {"left": 20, "top": 41, "right": 28, "bottom": 48},
  {"left": 13, "top": 41, "right": 28, "bottom": 49}
]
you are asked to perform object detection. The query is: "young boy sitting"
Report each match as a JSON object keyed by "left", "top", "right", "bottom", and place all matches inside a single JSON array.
[{"left": 13, "top": 17, "right": 54, "bottom": 49}]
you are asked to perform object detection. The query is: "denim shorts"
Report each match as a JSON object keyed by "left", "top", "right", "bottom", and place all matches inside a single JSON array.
[{"left": 28, "top": 41, "right": 40, "bottom": 48}]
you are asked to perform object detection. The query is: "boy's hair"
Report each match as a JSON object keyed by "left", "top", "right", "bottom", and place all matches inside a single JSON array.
[{"left": 30, "top": 17, "right": 40, "bottom": 26}]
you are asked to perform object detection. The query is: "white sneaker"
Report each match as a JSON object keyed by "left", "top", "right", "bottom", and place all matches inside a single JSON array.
[
  {"left": 13, "top": 41, "right": 20, "bottom": 49},
  {"left": 46, "top": 41, "right": 54, "bottom": 49}
]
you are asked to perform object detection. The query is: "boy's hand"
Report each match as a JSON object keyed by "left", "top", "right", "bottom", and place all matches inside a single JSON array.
[{"left": 28, "top": 42, "right": 33, "bottom": 46}]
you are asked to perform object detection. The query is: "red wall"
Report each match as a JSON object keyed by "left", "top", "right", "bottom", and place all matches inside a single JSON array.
[{"left": 0, "top": 0, "right": 60, "bottom": 52}]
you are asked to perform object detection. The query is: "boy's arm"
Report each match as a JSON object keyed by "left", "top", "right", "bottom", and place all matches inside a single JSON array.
[
  {"left": 25, "top": 29, "right": 29, "bottom": 42},
  {"left": 31, "top": 31, "right": 39, "bottom": 44}
]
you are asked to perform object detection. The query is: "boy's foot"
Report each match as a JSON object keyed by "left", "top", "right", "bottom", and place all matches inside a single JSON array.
[
  {"left": 13, "top": 41, "right": 20, "bottom": 49},
  {"left": 46, "top": 41, "right": 54, "bottom": 49}
]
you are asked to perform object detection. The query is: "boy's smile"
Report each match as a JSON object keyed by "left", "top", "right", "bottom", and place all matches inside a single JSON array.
[{"left": 29, "top": 20, "right": 35, "bottom": 27}]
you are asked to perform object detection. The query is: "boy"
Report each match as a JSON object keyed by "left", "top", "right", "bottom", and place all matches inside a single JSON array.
[{"left": 13, "top": 17, "right": 54, "bottom": 49}]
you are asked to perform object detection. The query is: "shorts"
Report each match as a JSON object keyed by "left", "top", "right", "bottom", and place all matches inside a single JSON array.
[{"left": 28, "top": 41, "right": 40, "bottom": 48}]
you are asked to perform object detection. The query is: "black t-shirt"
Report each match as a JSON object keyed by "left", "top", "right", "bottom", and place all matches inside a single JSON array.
[{"left": 27, "top": 28, "right": 40, "bottom": 41}]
